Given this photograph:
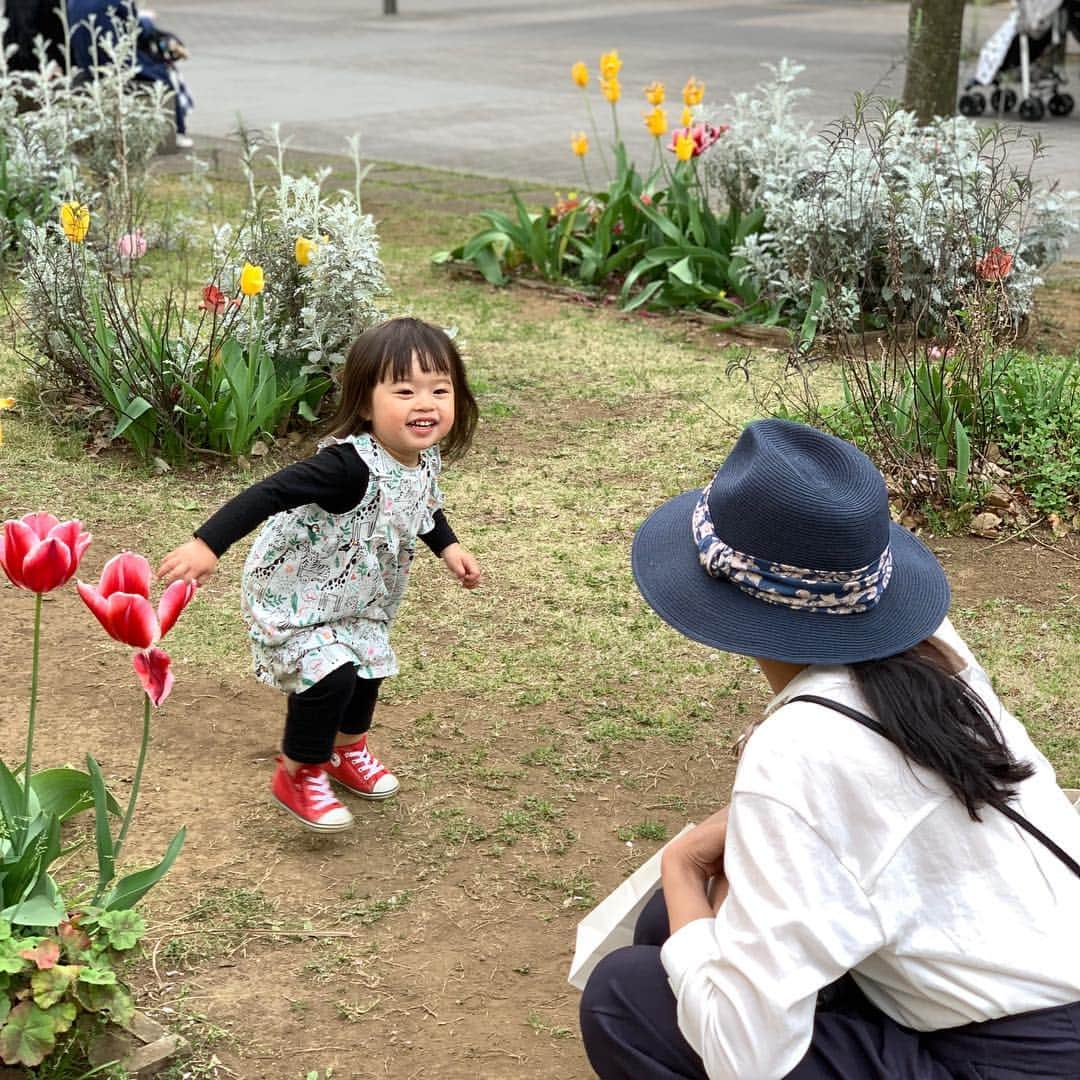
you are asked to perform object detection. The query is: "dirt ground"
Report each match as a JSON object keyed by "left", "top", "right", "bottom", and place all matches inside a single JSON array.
[{"left": 1, "top": 529, "right": 1076, "bottom": 1080}]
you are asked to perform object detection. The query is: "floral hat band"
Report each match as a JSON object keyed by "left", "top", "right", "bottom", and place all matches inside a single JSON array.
[{"left": 691, "top": 481, "right": 894, "bottom": 615}]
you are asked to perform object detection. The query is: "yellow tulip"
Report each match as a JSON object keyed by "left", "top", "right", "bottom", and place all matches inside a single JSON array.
[
  {"left": 239, "top": 262, "right": 265, "bottom": 296},
  {"left": 0, "top": 397, "right": 13, "bottom": 449},
  {"left": 681, "top": 105, "right": 693, "bottom": 127},
  {"left": 571, "top": 131, "right": 589, "bottom": 157},
  {"left": 59, "top": 202, "right": 90, "bottom": 243},
  {"left": 599, "top": 50, "right": 622, "bottom": 81},
  {"left": 682, "top": 76, "right": 705, "bottom": 107},
  {"left": 571, "top": 61, "right": 589, "bottom": 89},
  {"left": 644, "top": 106, "right": 668, "bottom": 137},
  {"left": 601, "top": 76, "right": 621, "bottom": 104},
  {"left": 295, "top": 236, "right": 317, "bottom": 266},
  {"left": 674, "top": 132, "right": 695, "bottom": 162},
  {"left": 644, "top": 81, "right": 665, "bottom": 106}
]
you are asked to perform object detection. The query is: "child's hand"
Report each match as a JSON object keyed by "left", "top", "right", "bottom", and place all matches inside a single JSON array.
[
  {"left": 158, "top": 538, "right": 218, "bottom": 586},
  {"left": 441, "top": 543, "right": 481, "bottom": 589}
]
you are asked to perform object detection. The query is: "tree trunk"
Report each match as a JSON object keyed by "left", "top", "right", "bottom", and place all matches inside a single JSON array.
[{"left": 902, "top": 0, "right": 967, "bottom": 123}]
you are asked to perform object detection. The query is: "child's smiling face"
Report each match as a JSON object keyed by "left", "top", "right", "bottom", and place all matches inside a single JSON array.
[{"left": 366, "top": 355, "right": 455, "bottom": 466}]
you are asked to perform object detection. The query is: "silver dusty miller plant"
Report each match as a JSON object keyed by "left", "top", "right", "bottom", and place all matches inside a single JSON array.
[
  {"left": 213, "top": 126, "right": 387, "bottom": 375},
  {"left": 701, "top": 63, "right": 1080, "bottom": 333}
]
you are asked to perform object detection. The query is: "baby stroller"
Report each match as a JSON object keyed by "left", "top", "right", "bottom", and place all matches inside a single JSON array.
[{"left": 958, "top": 0, "right": 1080, "bottom": 121}]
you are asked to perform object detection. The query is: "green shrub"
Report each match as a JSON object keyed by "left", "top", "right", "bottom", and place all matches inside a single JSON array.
[{"left": 992, "top": 353, "right": 1080, "bottom": 515}]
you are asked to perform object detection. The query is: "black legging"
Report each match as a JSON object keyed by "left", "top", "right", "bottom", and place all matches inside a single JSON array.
[{"left": 282, "top": 664, "right": 382, "bottom": 764}]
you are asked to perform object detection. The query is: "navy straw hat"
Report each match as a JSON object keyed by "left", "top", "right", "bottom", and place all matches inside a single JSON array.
[{"left": 631, "top": 419, "right": 951, "bottom": 664}]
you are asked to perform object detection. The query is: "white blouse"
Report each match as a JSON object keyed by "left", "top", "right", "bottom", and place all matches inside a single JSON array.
[{"left": 660, "top": 619, "right": 1080, "bottom": 1079}]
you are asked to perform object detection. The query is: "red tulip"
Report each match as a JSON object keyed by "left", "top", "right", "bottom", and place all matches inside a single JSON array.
[
  {"left": 975, "top": 246, "right": 1013, "bottom": 281},
  {"left": 1, "top": 513, "right": 91, "bottom": 593},
  {"left": 198, "top": 284, "right": 240, "bottom": 315},
  {"left": 133, "top": 647, "right": 173, "bottom": 706},
  {"left": 77, "top": 552, "right": 195, "bottom": 649},
  {"left": 666, "top": 122, "right": 728, "bottom": 158}
]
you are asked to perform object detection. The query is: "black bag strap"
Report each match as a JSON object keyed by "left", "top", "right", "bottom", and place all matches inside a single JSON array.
[{"left": 788, "top": 694, "right": 1080, "bottom": 879}]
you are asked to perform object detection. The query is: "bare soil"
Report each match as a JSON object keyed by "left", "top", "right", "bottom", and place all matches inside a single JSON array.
[{"left": 2, "top": 531, "right": 1076, "bottom": 1080}]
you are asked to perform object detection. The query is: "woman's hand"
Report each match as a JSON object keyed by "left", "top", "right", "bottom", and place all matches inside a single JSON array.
[
  {"left": 661, "top": 807, "right": 730, "bottom": 933},
  {"left": 158, "top": 538, "right": 219, "bottom": 586},
  {"left": 441, "top": 543, "right": 481, "bottom": 589}
]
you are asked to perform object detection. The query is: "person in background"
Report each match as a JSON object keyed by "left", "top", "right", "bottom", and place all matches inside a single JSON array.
[
  {"left": 67, "top": 0, "right": 194, "bottom": 147},
  {"left": 3, "top": 0, "right": 65, "bottom": 72}
]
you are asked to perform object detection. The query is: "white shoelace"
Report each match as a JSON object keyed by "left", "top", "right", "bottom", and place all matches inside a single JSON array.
[
  {"left": 302, "top": 770, "right": 340, "bottom": 811},
  {"left": 342, "top": 745, "right": 382, "bottom": 781}
]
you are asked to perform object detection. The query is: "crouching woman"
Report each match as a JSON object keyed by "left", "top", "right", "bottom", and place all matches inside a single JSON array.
[{"left": 581, "top": 419, "right": 1080, "bottom": 1079}]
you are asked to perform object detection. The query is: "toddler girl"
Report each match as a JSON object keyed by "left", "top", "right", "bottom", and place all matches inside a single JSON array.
[{"left": 159, "top": 317, "right": 481, "bottom": 832}]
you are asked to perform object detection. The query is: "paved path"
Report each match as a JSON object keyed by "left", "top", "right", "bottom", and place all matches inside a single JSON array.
[{"left": 159, "top": 0, "right": 1079, "bottom": 234}]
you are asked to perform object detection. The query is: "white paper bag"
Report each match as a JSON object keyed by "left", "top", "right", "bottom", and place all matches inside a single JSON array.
[{"left": 568, "top": 823, "right": 695, "bottom": 991}]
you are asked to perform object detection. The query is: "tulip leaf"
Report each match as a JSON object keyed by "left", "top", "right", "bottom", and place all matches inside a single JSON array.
[
  {"left": 98, "top": 827, "right": 185, "bottom": 912},
  {"left": 30, "top": 768, "right": 120, "bottom": 823},
  {"left": 84, "top": 756, "right": 114, "bottom": 897},
  {"left": 110, "top": 396, "right": 153, "bottom": 439}
]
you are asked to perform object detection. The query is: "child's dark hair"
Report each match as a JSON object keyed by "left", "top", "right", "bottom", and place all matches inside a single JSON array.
[
  {"left": 851, "top": 641, "right": 1034, "bottom": 821},
  {"left": 327, "top": 317, "right": 479, "bottom": 461}
]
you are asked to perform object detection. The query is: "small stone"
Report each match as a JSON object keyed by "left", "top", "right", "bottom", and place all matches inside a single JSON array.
[
  {"left": 984, "top": 485, "right": 1012, "bottom": 509},
  {"left": 250, "top": 439, "right": 269, "bottom": 457},
  {"left": 969, "top": 512, "right": 1002, "bottom": 538}
]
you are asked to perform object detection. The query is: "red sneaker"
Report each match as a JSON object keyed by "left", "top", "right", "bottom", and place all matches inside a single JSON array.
[
  {"left": 271, "top": 759, "right": 354, "bottom": 832},
  {"left": 326, "top": 736, "right": 400, "bottom": 799}
]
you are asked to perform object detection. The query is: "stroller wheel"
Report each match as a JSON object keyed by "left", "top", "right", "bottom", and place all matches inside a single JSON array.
[
  {"left": 990, "top": 88, "right": 1017, "bottom": 113},
  {"left": 958, "top": 91, "right": 986, "bottom": 117},
  {"left": 1018, "top": 96, "right": 1046, "bottom": 121},
  {"left": 1048, "top": 92, "right": 1075, "bottom": 116}
]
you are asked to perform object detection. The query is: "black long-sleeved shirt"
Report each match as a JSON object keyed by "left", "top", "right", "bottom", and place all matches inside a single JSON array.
[{"left": 194, "top": 443, "right": 457, "bottom": 558}]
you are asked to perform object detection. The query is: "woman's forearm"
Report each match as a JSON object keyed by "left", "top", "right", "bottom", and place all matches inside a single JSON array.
[{"left": 661, "top": 855, "right": 716, "bottom": 934}]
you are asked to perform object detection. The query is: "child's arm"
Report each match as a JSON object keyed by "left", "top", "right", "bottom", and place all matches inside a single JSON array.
[{"left": 157, "top": 445, "right": 369, "bottom": 584}]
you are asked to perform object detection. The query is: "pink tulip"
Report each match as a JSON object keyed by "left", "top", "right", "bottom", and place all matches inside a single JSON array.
[
  {"left": 77, "top": 552, "right": 195, "bottom": 649},
  {"left": 116, "top": 230, "right": 147, "bottom": 259},
  {"left": 132, "top": 647, "right": 174, "bottom": 706},
  {"left": 1, "top": 513, "right": 92, "bottom": 593}
]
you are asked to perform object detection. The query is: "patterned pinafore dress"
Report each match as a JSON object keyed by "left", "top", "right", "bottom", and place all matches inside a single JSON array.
[{"left": 241, "top": 434, "right": 443, "bottom": 693}]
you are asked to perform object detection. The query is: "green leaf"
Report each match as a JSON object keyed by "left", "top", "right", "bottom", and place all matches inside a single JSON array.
[
  {"left": 30, "top": 769, "right": 120, "bottom": 823},
  {"left": 76, "top": 965, "right": 117, "bottom": 987},
  {"left": 99, "top": 828, "right": 185, "bottom": 912},
  {"left": 954, "top": 419, "right": 971, "bottom": 495},
  {"left": 799, "top": 279, "right": 828, "bottom": 351},
  {"left": 94, "top": 909, "right": 145, "bottom": 951},
  {"left": 85, "top": 756, "right": 115, "bottom": 898},
  {"left": 73, "top": 979, "right": 134, "bottom": 1026},
  {"left": 30, "top": 964, "right": 79, "bottom": 1009},
  {"left": 668, "top": 256, "right": 697, "bottom": 286},
  {"left": 0, "top": 1000, "right": 74, "bottom": 1067},
  {"left": 110, "top": 396, "right": 153, "bottom": 439},
  {"left": 9, "top": 892, "right": 64, "bottom": 929}
]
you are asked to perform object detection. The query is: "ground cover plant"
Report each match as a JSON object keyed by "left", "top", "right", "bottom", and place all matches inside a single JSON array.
[{"left": 1, "top": 147, "right": 1077, "bottom": 1077}]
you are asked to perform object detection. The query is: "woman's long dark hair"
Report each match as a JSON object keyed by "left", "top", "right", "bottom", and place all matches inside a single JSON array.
[{"left": 851, "top": 644, "right": 1034, "bottom": 821}]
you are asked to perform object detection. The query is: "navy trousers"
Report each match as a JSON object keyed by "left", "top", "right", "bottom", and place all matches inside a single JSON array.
[{"left": 580, "top": 891, "right": 1080, "bottom": 1079}]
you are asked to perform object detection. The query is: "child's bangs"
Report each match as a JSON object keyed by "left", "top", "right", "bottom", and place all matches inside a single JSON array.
[{"left": 374, "top": 321, "right": 457, "bottom": 384}]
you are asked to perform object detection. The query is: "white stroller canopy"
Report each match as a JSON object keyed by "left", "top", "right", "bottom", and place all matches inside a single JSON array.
[{"left": 975, "top": 0, "right": 1064, "bottom": 85}]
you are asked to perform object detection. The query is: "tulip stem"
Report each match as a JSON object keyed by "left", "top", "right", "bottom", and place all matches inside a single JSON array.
[
  {"left": 582, "top": 92, "right": 612, "bottom": 184},
  {"left": 22, "top": 591, "right": 43, "bottom": 825},
  {"left": 114, "top": 693, "right": 151, "bottom": 866}
]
